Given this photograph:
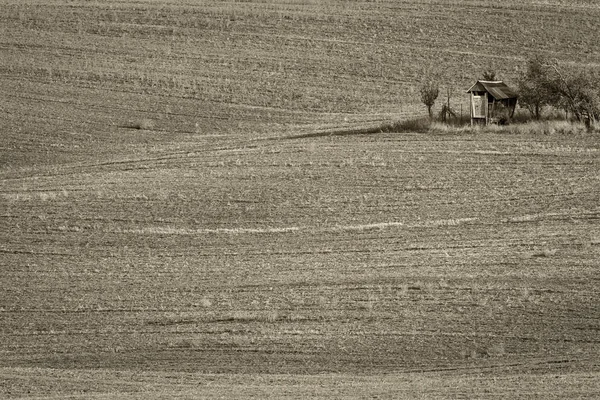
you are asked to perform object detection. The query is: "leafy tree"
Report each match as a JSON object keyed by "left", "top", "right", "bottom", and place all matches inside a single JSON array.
[
  {"left": 420, "top": 79, "right": 439, "bottom": 118},
  {"left": 517, "top": 57, "right": 554, "bottom": 120}
]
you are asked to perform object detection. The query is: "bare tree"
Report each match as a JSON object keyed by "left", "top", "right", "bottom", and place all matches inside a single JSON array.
[
  {"left": 518, "top": 57, "right": 599, "bottom": 126},
  {"left": 420, "top": 79, "right": 439, "bottom": 118},
  {"left": 545, "top": 61, "right": 600, "bottom": 126},
  {"left": 482, "top": 69, "right": 497, "bottom": 81}
]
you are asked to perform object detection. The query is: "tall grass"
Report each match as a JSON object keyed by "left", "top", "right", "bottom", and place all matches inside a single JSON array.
[
  {"left": 393, "top": 117, "right": 599, "bottom": 135},
  {"left": 388, "top": 117, "right": 432, "bottom": 133},
  {"left": 484, "top": 120, "right": 599, "bottom": 135}
]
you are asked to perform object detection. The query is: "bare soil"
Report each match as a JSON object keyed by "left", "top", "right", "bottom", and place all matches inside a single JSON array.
[{"left": 1, "top": 1, "right": 599, "bottom": 398}]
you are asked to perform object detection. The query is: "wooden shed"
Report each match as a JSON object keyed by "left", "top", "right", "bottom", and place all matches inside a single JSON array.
[{"left": 467, "top": 80, "right": 518, "bottom": 125}]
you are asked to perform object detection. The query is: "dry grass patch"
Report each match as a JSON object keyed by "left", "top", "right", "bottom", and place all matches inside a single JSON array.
[{"left": 428, "top": 120, "right": 600, "bottom": 135}]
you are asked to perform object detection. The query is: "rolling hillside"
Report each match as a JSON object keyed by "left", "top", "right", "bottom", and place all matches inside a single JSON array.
[{"left": 1, "top": 1, "right": 600, "bottom": 398}]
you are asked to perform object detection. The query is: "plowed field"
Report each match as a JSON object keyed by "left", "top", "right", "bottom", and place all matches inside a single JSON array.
[{"left": 1, "top": 0, "right": 600, "bottom": 398}]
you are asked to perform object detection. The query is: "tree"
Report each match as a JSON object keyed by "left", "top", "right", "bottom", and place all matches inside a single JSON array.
[
  {"left": 517, "top": 57, "right": 554, "bottom": 120},
  {"left": 544, "top": 61, "right": 600, "bottom": 126},
  {"left": 420, "top": 79, "right": 439, "bottom": 118},
  {"left": 482, "top": 69, "right": 497, "bottom": 81},
  {"left": 518, "top": 57, "right": 600, "bottom": 125}
]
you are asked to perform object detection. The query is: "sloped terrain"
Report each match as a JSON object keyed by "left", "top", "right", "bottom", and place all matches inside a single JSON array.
[{"left": 1, "top": 1, "right": 600, "bottom": 398}]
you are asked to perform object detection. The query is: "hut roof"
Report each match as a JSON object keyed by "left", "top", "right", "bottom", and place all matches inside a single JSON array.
[{"left": 466, "top": 80, "right": 518, "bottom": 100}]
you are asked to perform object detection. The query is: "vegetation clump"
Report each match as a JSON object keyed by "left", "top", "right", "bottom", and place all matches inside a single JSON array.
[
  {"left": 420, "top": 77, "right": 440, "bottom": 119},
  {"left": 517, "top": 57, "right": 600, "bottom": 128},
  {"left": 482, "top": 69, "right": 497, "bottom": 81}
]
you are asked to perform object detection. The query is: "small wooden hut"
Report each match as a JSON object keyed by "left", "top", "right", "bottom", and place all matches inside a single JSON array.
[{"left": 467, "top": 80, "right": 518, "bottom": 125}]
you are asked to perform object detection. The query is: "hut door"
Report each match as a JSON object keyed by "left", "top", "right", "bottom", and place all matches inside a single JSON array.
[{"left": 471, "top": 93, "right": 486, "bottom": 118}]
